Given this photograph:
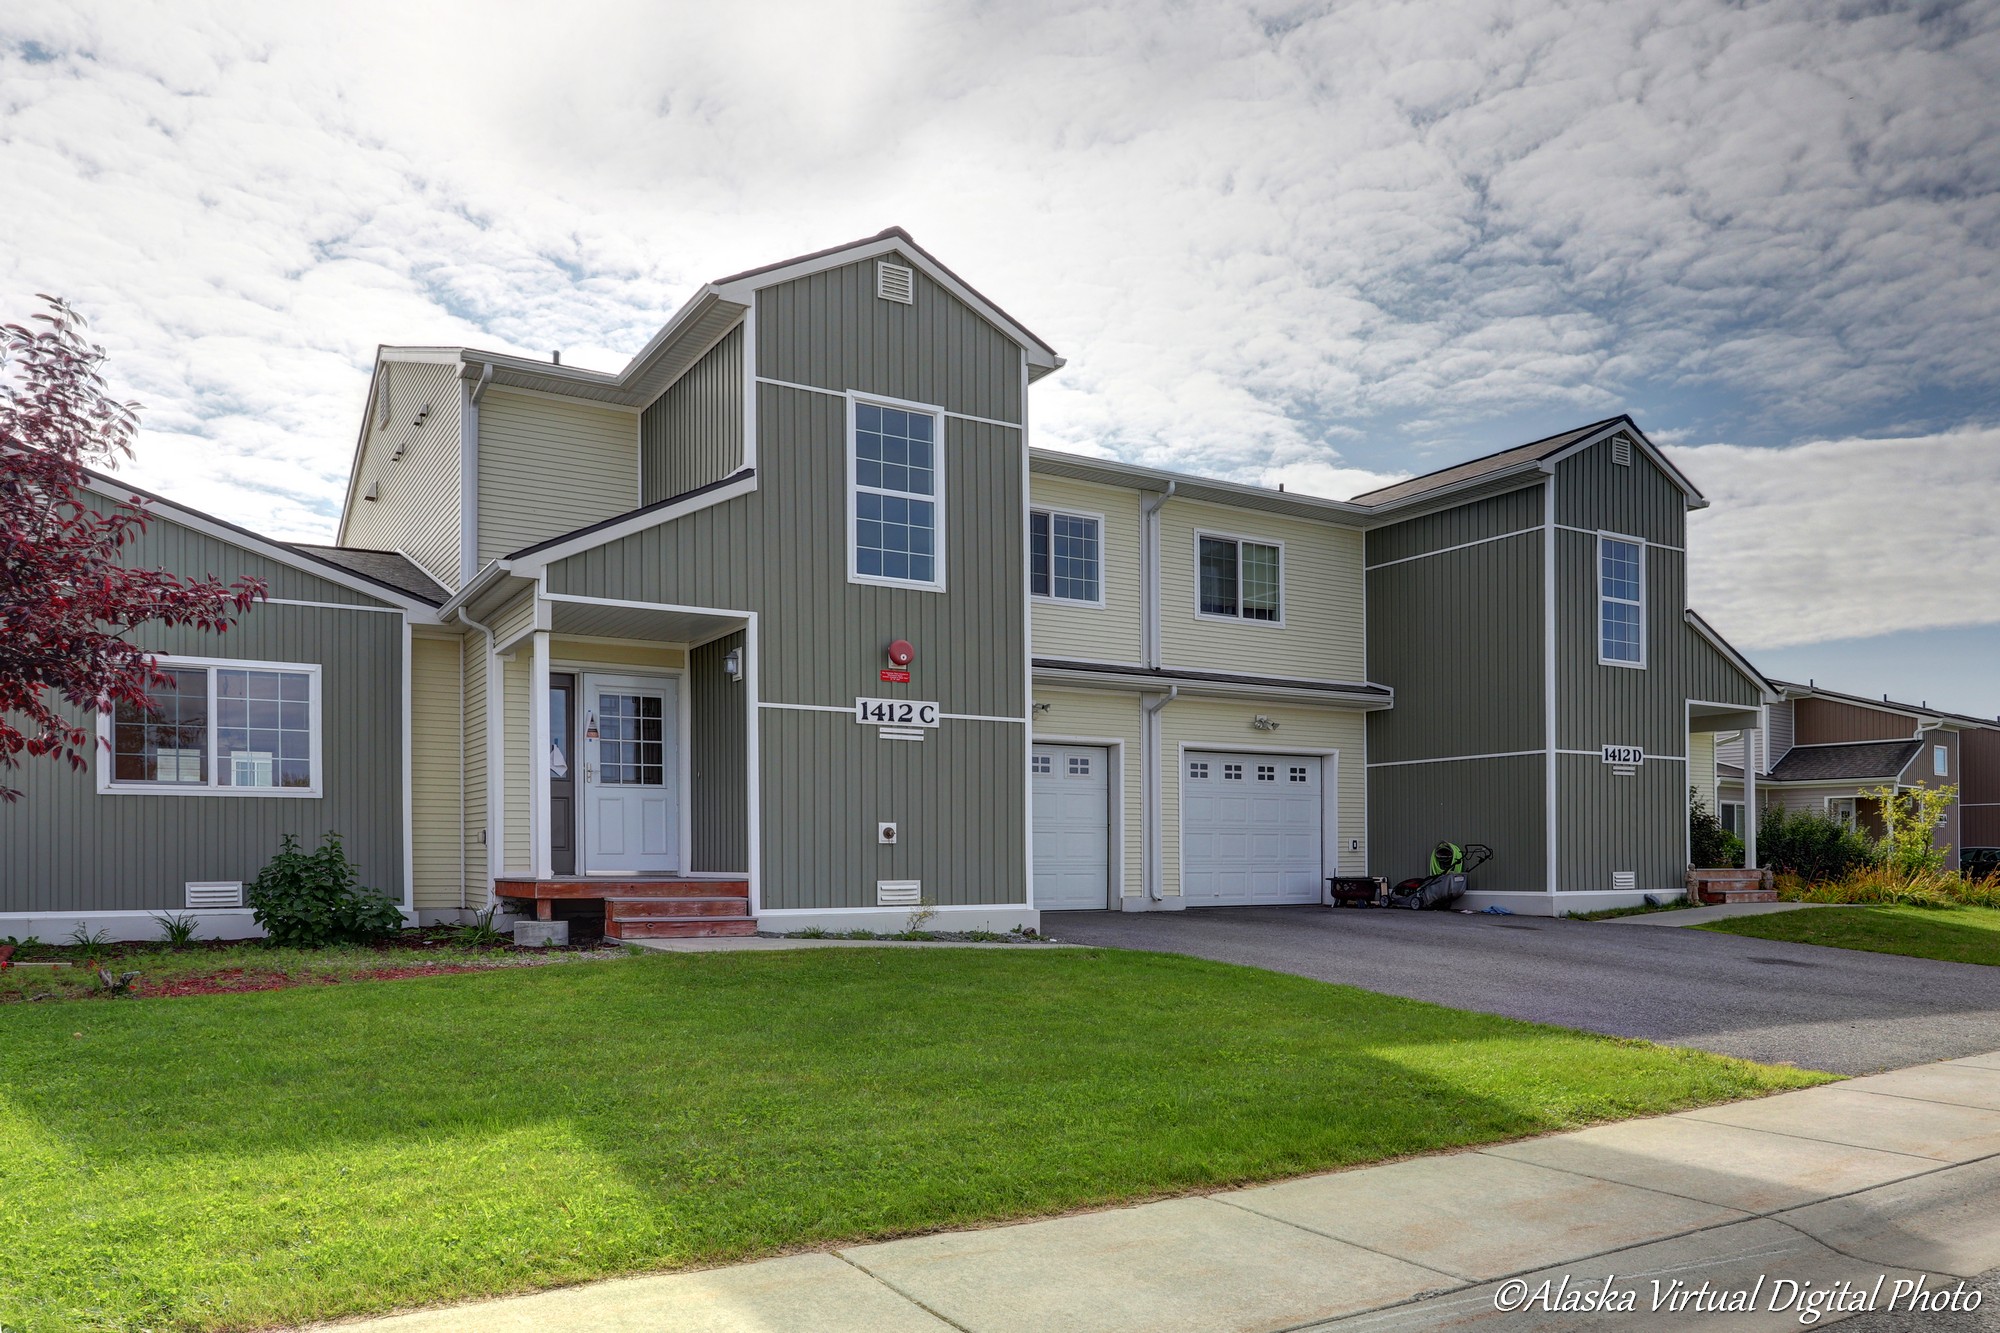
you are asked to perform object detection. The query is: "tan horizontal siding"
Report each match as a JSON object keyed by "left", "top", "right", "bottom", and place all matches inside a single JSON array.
[
  {"left": 1159, "top": 497, "right": 1365, "bottom": 681},
  {"left": 462, "top": 632, "right": 488, "bottom": 903},
  {"left": 411, "top": 634, "right": 464, "bottom": 910},
  {"left": 342, "top": 360, "right": 462, "bottom": 590},
  {"left": 478, "top": 389, "right": 638, "bottom": 562},
  {"left": 1029, "top": 476, "right": 1143, "bottom": 665}
]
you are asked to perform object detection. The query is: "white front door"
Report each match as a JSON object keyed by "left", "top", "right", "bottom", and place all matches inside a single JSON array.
[
  {"left": 1181, "top": 752, "right": 1324, "bottom": 906},
  {"left": 581, "top": 674, "right": 678, "bottom": 875},
  {"left": 1033, "top": 744, "right": 1111, "bottom": 910}
]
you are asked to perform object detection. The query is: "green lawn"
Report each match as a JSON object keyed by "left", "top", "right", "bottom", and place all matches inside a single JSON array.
[
  {"left": 0, "top": 949, "right": 1826, "bottom": 1332},
  {"left": 1700, "top": 904, "right": 2000, "bottom": 966}
]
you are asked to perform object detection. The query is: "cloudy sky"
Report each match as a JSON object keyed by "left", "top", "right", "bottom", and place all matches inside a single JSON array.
[{"left": 4, "top": 1, "right": 1997, "bottom": 712}]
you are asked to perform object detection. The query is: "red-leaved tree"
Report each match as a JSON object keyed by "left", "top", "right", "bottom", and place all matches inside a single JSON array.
[{"left": 1, "top": 297, "right": 266, "bottom": 802}]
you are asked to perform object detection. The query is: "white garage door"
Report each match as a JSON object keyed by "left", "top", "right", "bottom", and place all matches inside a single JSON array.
[
  {"left": 1032, "top": 744, "right": 1110, "bottom": 911},
  {"left": 1182, "top": 752, "right": 1323, "bottom": 906}
]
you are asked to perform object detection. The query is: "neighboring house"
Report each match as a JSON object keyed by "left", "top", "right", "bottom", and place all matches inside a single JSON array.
[
  {"left": 0, "top": 229, "right": 1776, "bottom": 937},
  {"left": 1710, "top": 680, "right": 2000, "bottom": 854}
]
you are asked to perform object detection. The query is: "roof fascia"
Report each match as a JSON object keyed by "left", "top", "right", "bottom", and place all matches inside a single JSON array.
[
  {"left": 1029, "top": 449, "right": 1374, "bottom": 524},
  {"left": 712, "top": 235, "right": 1060, "bottom": 373},
  {"left": 80, "top": 472, "right": 441, "bottom": 620},
  {"left": 1031, "top": 664, "right": 1394, "bottom": 710}
]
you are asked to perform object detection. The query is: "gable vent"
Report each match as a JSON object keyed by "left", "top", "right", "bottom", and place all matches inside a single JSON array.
[
  {"left": 876, "top": 261, "right": 915, "bottom": 305},
  {"left": 1611, "top": 435, "right": 1633, "bottom": 467},
  {"left": 186, "top": 881, "right": 244, "bottom": 909}
]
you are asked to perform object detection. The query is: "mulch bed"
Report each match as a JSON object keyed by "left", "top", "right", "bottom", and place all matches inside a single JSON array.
[{"left": 135, "top": 963, "right": 501, "bottom": 999}]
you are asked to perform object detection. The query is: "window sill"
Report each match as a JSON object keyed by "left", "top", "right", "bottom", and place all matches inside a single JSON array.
[
  {"left": 1032, "top": 594, "right": 1107, "bottom": 610},
  {"left": 1194, "top": 611, "right": 1287, "bottom": 629},
  {"left": 849, "top": 572, "right": 947, "bottom": 594},
  {"left": 97, "top": 783, "right": 324, "bottom": 799}
]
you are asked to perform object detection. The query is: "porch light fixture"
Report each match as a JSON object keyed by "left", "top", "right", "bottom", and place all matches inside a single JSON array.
[
  {"left": 723, "top": 648, "right": 743, "bottom": 682},
  {"left": 1252, "top": 715, "right": 1280, "bottom": 731}
]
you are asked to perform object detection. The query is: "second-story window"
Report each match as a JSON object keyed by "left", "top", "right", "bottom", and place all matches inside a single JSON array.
[
  {"left": 1030, "top": 509, "right": 1102, "bottom": 603},
  {"left": 1198, "top": 534, "right": 1281, "bottom": 622},
  {"left": 851, "top": 399, "right": 942, "bottom": 588},
  {"left": 1598, "top": 535, "right": 1644, "bottom": 666}
]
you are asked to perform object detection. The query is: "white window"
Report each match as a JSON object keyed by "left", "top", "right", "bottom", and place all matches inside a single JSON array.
[
  {"left": 1030, "top": 509, "right": 1103, "bottom": 604},
  {"left": 1598, "top": 535, "right": 1644, "bottom": 666},
  {"left": 1067, "top": 755, "right": 1091, "bottom": 776},
  {"left": 1826, "top": 797, "right": 1857, "bottom": 826},
  {"left": 850, "top": 397, "right": 943, "bottom": 589},
  {"left": 101, "top": 657, "right": 321, "bottom": 797},
  {"left": 1188, "top": 760, "right": 1209, "bottom": 780},
  {"left": 1720, "top": 801, "right": 1745, "bottom": 836},
  {"left": 1936, "top": 744, "right": 1949, "bottom": 776},
  {"left": 1198, "top": 534, "right": 1282, "bottom": 623}
]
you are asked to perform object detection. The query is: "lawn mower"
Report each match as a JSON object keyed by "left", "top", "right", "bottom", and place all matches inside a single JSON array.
[{"left": 1385, "top": 841, "right": 1493, "bottom": 910}]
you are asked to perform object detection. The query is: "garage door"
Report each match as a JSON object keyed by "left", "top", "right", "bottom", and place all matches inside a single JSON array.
[
  {"left": 1032, "top": 744, "right": 1110, "bottom": 910},
  {"left": 1182, "top": 752, "right": 1323, "bottom": 906}
]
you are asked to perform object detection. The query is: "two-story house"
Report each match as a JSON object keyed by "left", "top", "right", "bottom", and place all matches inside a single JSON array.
[
  {"left": 1, "top": 229, "right": 1775, "bottom": 939},
  {"left": 1709, "top": 681, "right": 2000, "bottom": 855}
]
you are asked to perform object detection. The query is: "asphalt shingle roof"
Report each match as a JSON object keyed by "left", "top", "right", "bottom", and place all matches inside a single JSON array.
[
  {"left": 289, "top": 545, "right": 450, "bottom": 605},
  {"left": 1348, "top": 419, "right": 1620, "bottom": 506},
  {"left": 1766, "top": 740, "right": 1922, "bottom": 784}
]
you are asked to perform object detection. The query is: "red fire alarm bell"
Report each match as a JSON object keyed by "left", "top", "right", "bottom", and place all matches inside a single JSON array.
[{"left": 886, "top": 639, "right": 915, "bottom": 667}]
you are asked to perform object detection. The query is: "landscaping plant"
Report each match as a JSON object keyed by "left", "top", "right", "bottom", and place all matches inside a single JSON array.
[
  {"left": 1863, "top": 782, "right": 1956, "bottom": 878},
  {"left": 151, "top": 912, "right": 199, "bottom": 948},
  {"left": 246, "top": 831, "right": 405, "bottom": 947},
  {"left": 1755, "top": 805, "right": 1880, "bottom": 883}
]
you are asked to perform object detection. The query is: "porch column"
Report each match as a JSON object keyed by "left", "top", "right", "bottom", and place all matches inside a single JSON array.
[
  {"left": 1742, "top": 728, "right": 1759, "bottom": 871},
  {"left": 530, "top": 630, "right": 552, "bottom": 880}
]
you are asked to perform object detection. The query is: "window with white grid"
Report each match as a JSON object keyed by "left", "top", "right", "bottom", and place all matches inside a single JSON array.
[{"left": 852, "top": 399, "right": 942, "bottom": 588}]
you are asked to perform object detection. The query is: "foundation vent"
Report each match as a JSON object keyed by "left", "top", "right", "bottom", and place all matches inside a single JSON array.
[
  {"left": 876, "top": 880, "right": 922, "bottom": 907},
  {"left": 186, "top": 881, "right": 244, "bottom": 909},
  {"left": 876, "top": 261, "right": 915, "bottom": 305},
  {"left": 1610, "top": 871, "right": 1637, "bottom": 893}
]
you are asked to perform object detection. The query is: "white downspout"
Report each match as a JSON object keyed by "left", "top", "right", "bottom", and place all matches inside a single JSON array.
[
  {"left": 1141, "top": 482, "right": 1175, "bottom": 669},
  {"left": 456, "top": 606, "right": 501, "bottom": 911},
  {"left": 1141, "top": 685, "right": 1179, "bottom": 903}
]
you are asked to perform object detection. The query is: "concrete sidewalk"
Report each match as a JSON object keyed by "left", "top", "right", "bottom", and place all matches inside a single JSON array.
[
  {"left": 321, "top": 1054, "right": 2000, "bottom": 1333},
  {"left": 1602, "top": 901, "right": 1827, "bottom": 927}
]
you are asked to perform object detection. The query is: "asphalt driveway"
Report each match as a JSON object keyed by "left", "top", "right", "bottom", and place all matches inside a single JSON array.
[{"left": 1047, "top": 907, "right": 2000, "bottom": 1075}]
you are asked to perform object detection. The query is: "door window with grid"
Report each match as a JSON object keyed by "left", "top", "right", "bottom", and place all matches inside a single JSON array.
[{"left": 596, "top": 693, "right": 666, "bottom": 786}]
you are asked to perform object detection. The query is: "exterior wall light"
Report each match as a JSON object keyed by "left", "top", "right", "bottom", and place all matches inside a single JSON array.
[
  {"left": 723, "top": 647, "right": 743, "bottom": 682},
  {"left": 1252, "top": 715, "right": 1280, "bottom": 732}
]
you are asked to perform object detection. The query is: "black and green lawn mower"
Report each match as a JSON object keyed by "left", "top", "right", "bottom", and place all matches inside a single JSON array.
[{"left": 1386, "top": 841, "right": 1494, "bottom": 910}]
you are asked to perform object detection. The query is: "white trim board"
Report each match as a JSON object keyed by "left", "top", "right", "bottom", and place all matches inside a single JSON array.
[{"left": 1363, "top": 526, "right": 1540, "bottom": 571}]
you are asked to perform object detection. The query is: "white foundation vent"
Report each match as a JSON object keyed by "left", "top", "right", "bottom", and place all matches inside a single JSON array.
[
  {"left": 876, "top": 261, "right": 915, "bottom": 305},
  {"left": 1611, "top": 435, "right": 1633, "bottom": 466},
  {"left": 1610, "top": 871, "right": 1637, "bottom": 893},
  {"left": 876, "top": 880, "right": 922, "bottom": 907},
  {"left": 186, "top": 881, "right": 244, "bottom": 909}
]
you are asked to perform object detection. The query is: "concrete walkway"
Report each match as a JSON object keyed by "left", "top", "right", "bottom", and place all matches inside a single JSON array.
[
  {"left": 1604, "top": 900, "right": 1827, "bottom": 927},
  {"left": 321, "top": 1053, "right": 2000, "bottom": 1332}
]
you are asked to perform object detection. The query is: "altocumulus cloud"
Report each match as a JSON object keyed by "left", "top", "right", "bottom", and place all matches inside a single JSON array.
[{"left": 1, "top": 0, "right": 1995, "bottom": 645}]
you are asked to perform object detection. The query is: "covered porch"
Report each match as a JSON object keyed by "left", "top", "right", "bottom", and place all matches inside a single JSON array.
[{"left": 454, "top": 573, "right": 757, "bottom": 936}]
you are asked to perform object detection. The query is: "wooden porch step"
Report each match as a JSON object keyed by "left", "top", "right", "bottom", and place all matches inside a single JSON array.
[
  {"left": 608, "top": 896, "right": 750, "bottom": 919},
  {"left": 606, "top": 917, "right": 758, "bottom": 940},
  {"left": 1701, "top": 887, "right": 1779, "bottom": 904}
]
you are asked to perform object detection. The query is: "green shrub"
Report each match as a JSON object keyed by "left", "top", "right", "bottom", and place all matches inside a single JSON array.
[
  {"left": 1777, "top": 864, "right": 2000, "bottom": 909},
  {"left": 151, "top": 913, "right": 199, "bottom": 948},
  {"left": 1689, "top": 790, "right": 1744, "bottom": 869},
  {"left": 247, "top": 832, "right": 405, "bottom": 948},
  {"left": 1865, "top": 783, "right": 1956, "bottom": 877},
  {"left": 1756, "top": 805, "right": 1880, "bottom": 883}
]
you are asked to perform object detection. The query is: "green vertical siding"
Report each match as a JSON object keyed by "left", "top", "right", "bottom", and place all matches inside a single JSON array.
[
  {"left": 642, "top": 324, "right": 744, "bottom": 504},
  {"left": 1364, "top": 486, "right": 1543, "bottom": 566},
  {"left": 548, "top": 263, "right": 1029, "bottom": 910},
  {"left": 1558, "top": 755, "right": 1687, "bottom": 895},
  {"left": 756, "top": 254, "right": 1021, "bottom": 423},
  {"left": 0, "top": 600, "right": 405, "bottom": 915},
  {"left": 1368, "top": 755, "right": 1544, "bottom": 892},
  {"left": 759, "top": 709, "right": 1026, "bottom": 909},
  {"left": 1553, "top": 436, "right": 1686, "bottom": 546},
  {"left": 689, "top": 631, "right": 749, "bottom": 872}
]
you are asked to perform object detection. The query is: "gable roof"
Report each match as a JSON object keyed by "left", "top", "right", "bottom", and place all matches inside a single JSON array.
[
  {"left": 288, "top": 544, "right": 449, "bottom": 605},
  {"left": 78, "top": 470, "right": 440, "bottom": 617},
  {"left": 1349, "top": 416, "right": 1707, "bottom": 510},
  {"left": 1766, "top": 739, "right": 1924, "bottom": 784}
]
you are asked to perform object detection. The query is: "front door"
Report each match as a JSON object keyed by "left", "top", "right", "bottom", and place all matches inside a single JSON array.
[{"left": 582, "top": 674, "right": 678, "bottom": 875}]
